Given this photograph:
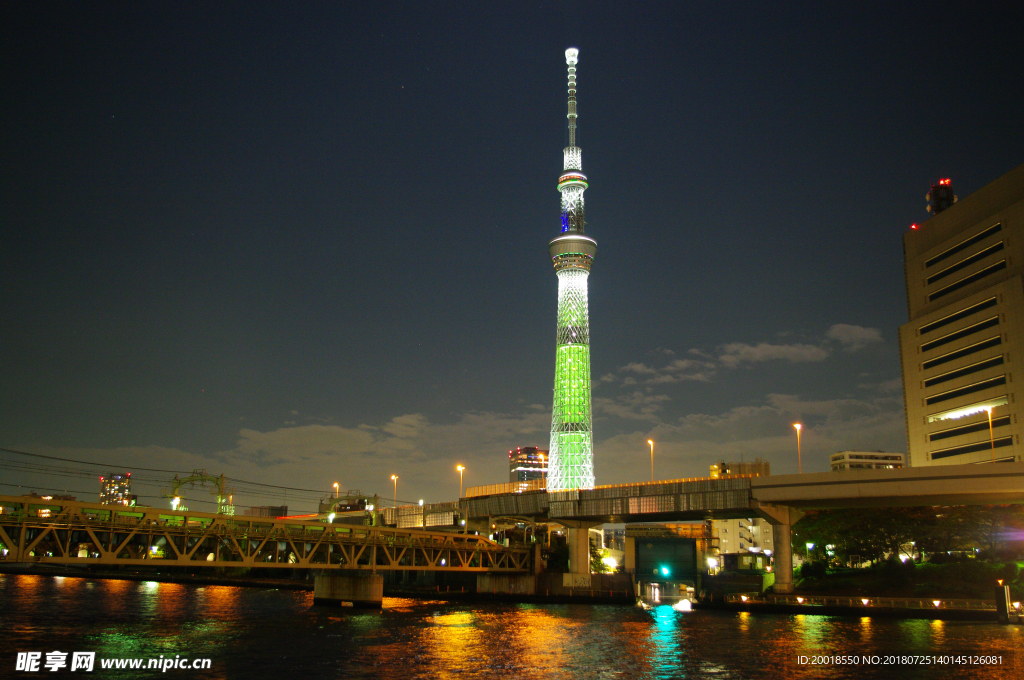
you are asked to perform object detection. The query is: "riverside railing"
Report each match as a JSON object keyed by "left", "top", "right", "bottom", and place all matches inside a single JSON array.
[{"left": 725, "top": 593, "right": 998, "bottom": 611}]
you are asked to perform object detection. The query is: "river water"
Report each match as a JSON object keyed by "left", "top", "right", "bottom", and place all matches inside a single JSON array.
[{"left": 2, "top": 574, "right": 1022, "bottom": 679}]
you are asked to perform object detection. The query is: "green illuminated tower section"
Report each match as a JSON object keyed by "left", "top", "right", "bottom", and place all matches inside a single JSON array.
[{"left": 547, "top": 48, "right": 597, "bottom": 491}]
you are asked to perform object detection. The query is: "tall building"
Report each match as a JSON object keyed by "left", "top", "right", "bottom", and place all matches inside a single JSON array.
[
  {"left": 508, "top": 446, "right": 548, "bottom": 482},
  {"left": 99, "top": 472, "right": 135, "bottom": 506},
  {"left": 709, "top": 459, "right": 770, "bottom": 478},
  {"left": 899, "top": 164, "right": 1024, "bottom": 466},
  {"left": 547, "top": 48, "right": 598, "bottom": 491}
]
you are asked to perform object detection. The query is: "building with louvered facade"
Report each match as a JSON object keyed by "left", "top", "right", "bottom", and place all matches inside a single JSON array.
[{"left": 899, "top": 164, "right": 1024, "bottom": 466}]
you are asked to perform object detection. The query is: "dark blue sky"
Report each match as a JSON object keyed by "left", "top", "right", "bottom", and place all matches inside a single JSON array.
[{"left": 3, "top": 2, "right": 1023, "bottom": 511}]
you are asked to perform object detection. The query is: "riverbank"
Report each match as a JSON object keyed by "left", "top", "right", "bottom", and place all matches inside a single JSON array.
[
  {"left": 794, "top": 559, "right": 1024, "bottom": 600},
  {"left": 698, "top": 598, "right": 1000, "bottom": 622}
]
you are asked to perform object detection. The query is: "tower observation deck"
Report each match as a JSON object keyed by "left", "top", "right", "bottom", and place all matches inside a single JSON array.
[{"left": 547, "top": 47, "right": 597, "bottom": 491}]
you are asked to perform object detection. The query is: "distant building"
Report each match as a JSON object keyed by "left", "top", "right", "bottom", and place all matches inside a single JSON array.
[
  {"left": 830, "top": 451, "right": 905, "bottom": 471},
  {"left": 709, "top": 458, "right": 770, "bottom": 478},
  {"left": 603, "top": 526, "right": 626, "bottom": 552},
  {"left": 899, "top": 164, "right": 1024, "bottom": 466},
  {"left": 709, "top": 461, "right": 772, "bottom": 558},
  {"left": 508, "top": 446, "right": 548, "bottom": 482},
  {"left": 100, "top": 473, "right": 135, "bottom": 506},
  {"left": 715, "top": 518, "right": 774, "bottom": 557}
]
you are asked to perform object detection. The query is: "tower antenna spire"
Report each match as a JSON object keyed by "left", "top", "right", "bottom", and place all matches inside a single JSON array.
[{"left": 565, "top": 47, "right": 579, "bottom": 148}]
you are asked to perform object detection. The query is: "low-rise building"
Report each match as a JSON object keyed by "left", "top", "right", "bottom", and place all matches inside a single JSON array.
[{"left": 830, "top": 451, "right": 905, "bottom": 471}]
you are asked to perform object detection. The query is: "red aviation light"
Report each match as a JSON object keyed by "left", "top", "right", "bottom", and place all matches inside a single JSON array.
[
  {"left": 940, "top": 178, "right": 951, "bottom": 185},
  {"left": 910, "top": 224, "right": 918, "bottom": 230}
]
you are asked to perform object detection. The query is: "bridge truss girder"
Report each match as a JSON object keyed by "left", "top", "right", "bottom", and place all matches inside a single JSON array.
[{"left": 0, "top": 495, "right": 530, "bottom": 573}]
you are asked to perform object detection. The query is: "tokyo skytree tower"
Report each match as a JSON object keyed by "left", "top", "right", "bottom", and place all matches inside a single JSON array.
[{"left": 547, "top": 47, "right": 597, "bottom": 491}]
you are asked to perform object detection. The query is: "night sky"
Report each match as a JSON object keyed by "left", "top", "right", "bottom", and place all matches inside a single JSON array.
[{"left": 4, "top": 2, "right": 1023, "bottom": 512}]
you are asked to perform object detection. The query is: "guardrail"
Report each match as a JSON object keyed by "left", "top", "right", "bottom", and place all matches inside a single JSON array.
[{"left": 465, "top": 479, "right": 546, "bottom": 498}]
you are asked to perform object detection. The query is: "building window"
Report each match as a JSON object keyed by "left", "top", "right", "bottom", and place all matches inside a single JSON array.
[
  {"left": 924, "top": 356, "right": 1005, "bottom": 388},
  {"left": 919, "top": 297, "right": 998, "bottom": 336},
  {"left": 922, "top": 336, "right": 1002, "bottom": 370},
  {"left": 928, "top": 261, "right": 1007, "bottom": 302},
  {"left": 925, "top": 375, "right": 1007, "bottom": 406},
  {"left": 931, "top": 436, "right": 1013, "bottom": 460},
  {"left": 926, "top": 242, "right": 1004, "bottom": 285},
  {"left": 927, "top": 395, "right": 1009, "bottom": 423},
  {"left": 929, "top": 415, "right": 1011, "bottom": 442},
  {"left": 921, "top": 317, "right": 999, "bottom": 353},
  {"left": 925, "top": 223, "right": 1002, "bottom": 268}
]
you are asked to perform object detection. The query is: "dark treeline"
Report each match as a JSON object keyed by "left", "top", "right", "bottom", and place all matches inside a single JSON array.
[{"left": 792, "top": 506, "right": 1024, "bottom": 564}]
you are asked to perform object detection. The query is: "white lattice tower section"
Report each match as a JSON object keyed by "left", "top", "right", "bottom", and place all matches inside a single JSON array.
[
  {"left": 547, "top": 268, "right": 595, "bottom": 491},
  {"left": 547, "top": 47, "right": 597, "bottom": 491}
]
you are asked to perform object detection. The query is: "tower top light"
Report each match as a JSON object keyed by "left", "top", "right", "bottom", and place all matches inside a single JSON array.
[{"left": 565, "top": 47, "right": 579, "bottom": 65}]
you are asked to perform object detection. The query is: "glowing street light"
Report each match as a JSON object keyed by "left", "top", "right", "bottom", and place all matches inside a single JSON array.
[
  {"left": 333, "top": 482, "right": 339, "bottom": 498},
  {"left": 986, "top": 407, "right": 996, "bottom": 462},
  {"left": 391, "top": 475, "right": 398, "bottom": 508},
  {"left": 648, "top": 439, "right": 654, "bottom": 482},
  {"left": 456, "top": 465, "right": 465, "bottom": 498},
  {"left": 793, "top": 423, "right": 803, "bottom": 474},
  {"left": 538, "top": 453, "right": 546, "bottom": 481}
]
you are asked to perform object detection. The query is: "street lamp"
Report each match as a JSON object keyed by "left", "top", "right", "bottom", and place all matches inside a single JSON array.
[
  {"left": 391, "top": 475, "right": 398, "bottom": 508},
  {"left": 648, "top": 439, "right": 654, "bottom": 482},
  {"left": 986, "top": 407, "right": 996, "bottom": 462},
  {"left": 333, "top": 482, "right": 339, "bottom": 498},
  {"left": 456, "top": 465, "right": 465, "bottom": 498},
  {"left": 793, "top": 423, "right": 803, "bottom": 474},
  {"left": 538, "top": 454, "right": 545, "bottom": 482}
]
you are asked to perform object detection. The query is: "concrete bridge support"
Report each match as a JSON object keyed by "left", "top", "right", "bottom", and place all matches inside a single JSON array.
[
  {"left": 313, "top": 571, "right": 383, "bottom": 608},
  {"left": 752, "top": 502, "right": 804, "bottom": 594},
  {"left": 560, "top": 520, "right": 599, "bottom": 587}
]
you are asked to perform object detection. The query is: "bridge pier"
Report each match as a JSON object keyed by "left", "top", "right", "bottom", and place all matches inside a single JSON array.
[
  {"left": 313, "top": 571, "right": 383, "bottom": 608},
  {"left": 559, "top": 520, "right": 599, "bottom": 587},
  {"left": 752, "top": 502, "right": 804, "bottom": 594}
]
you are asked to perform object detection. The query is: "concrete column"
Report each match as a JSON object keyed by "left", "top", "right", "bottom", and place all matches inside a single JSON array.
[
  {"left": 752, "top": 501, "right": 803, "bottom": 594},
  {"left": 313, "top": 571, "right": 383, "bottom": 608},
  {"left": 624, "top": 536, "right": 636, "bottom": 572},
  {"left": 566, "top": 527, "right": 591, "bottom": 576},
  {"left": 773, "top": 523, "right": 794, "bottom": 593}
]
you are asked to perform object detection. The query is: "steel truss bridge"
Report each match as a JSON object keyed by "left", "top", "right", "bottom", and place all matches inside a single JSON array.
[{"left": 0, "top": 495, "right": 531, "bottom": 573}]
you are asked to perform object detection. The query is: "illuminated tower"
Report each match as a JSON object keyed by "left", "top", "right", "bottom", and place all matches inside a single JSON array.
[{"left": 547, "top": 47, "right": 597, "bottom": 491}]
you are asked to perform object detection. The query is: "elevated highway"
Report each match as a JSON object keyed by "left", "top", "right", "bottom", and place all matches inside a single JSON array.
[{"left": 458, "top": 462, "right": 1024, "bottom": 592}]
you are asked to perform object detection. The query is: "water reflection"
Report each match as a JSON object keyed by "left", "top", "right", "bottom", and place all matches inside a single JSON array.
[{"left": 2, "top": 575, "right": 1022, "bottom": 679}]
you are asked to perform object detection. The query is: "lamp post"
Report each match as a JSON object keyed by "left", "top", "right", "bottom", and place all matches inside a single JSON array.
[
  {"left": 648, "top": 439, "right": 654, "bottom": 482},
  {"left": 987, "top": 407, "right": 996, "bottom": 462},
  {"left": 456, "top": 465, "right": 465, "bottom": 498},
  {"left": 333, "top": 482, "right": 339, "bottom": 498},
  {"left": 793, "top": 424, "right": 803, "bottom": 474},
  {"left": 537, "top": 454, "right": 546, "bottom": 483},
  {"left": 391, "top": 475, "right": 398, "bottom": 508}
]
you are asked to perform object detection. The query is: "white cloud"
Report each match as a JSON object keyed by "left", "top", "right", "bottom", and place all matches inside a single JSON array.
[
  {"left": 595, "top": 391, "right": 671, "bottom": 422},
  {"left": 826, "top": 324, "right": 883, "bottom": 351},
  {"left": 622, "top": 362, "right": 657, "bottom": 375},
  {"left": 719, "top": 342, "right": 829, "bottom": 368},
  {"left": 382, "top": 414, "right": 429, "bottom": 438}
]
